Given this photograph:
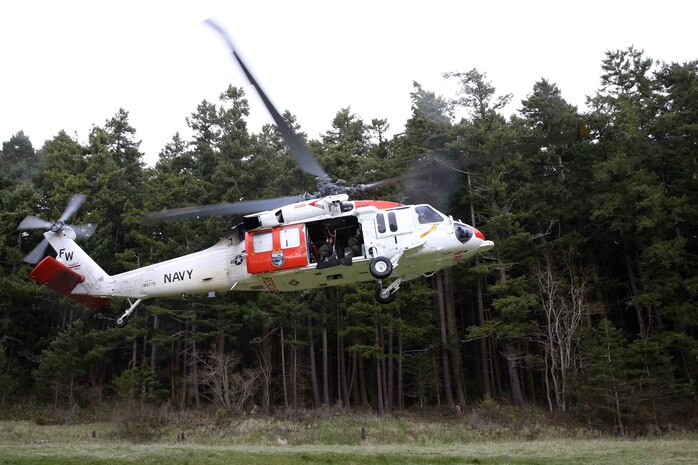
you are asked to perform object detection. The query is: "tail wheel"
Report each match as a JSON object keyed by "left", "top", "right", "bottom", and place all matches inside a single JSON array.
[
  {"left": 375, "top": 287, "right": 396, "bottom": 304},
  {"left": 115, "top": 315, "right": 129, "bottom": 328},
  {"left": 369, "top": 256, "right": 392, "bottom": 279}
]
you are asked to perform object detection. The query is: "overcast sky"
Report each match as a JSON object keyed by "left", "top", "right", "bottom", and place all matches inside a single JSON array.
[{"left": 1, "top": 0, "right": 696, "bottom": 166}]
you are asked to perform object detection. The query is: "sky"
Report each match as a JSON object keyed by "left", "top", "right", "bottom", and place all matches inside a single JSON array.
[{"left": 1, "top": 0, "right": 696, "bottom": 167}]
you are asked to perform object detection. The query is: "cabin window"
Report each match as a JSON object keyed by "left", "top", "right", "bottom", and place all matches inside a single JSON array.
[
  {"left": 252, "top": 231, "right": 273, "bottom": 253},
  {"left": 388, "top": 212, "right": 398, "bottom": 232},
  {"left": 280, "top": 227, "right": 301, "bottom": 249},
  {"left": 376, "top": 213, "right": 386, "bottom": 233},
  {"left": 415, "top": 206, "right": 444, "bottom": 224}
]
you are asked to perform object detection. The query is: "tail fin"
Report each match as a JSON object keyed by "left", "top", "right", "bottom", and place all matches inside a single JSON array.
[
  {"left": 29, "top": 256, "right": 110, "bottom": 309},
  {"left": 28, "top": 229, "right": 111, "bottom": 309}
]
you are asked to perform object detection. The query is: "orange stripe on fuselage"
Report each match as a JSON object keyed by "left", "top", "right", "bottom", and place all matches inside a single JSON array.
[{"left": 420, "top": 225, "right": 437, "bottom": 238}]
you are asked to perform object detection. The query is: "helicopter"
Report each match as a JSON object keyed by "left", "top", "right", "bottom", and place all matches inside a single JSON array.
[{"left": 18, "top": 20, "right": 494, "bottom": 327}]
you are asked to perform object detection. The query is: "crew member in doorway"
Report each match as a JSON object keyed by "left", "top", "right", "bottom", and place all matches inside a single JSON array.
[
  {"left": 319, "top": 229, "right": 335, "bottom": 261},
  {"left": 346, "top": 227, "right": 363, "bottom": 258}
]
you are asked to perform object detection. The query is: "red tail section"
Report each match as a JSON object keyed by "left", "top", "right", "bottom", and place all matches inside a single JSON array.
[{"left": 29, "top": 257, "right": 110, "bottom": 310}]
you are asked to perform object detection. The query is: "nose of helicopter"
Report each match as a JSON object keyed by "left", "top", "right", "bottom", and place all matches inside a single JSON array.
[
  {"left": 478, "top": 239, "right": 495, "bottom": 251},
  {"left": 473, "top": 227, "right": 494, "bottom": 253},
  {"left": 454, "top": 223, "right": 494, "bottom": 252},
  {"left": 472, "top": 227, "right": 494, "bottom": 250}
]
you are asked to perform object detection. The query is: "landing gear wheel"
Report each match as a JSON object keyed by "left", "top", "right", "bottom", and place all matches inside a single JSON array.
[
  {"left": 114, "top": 298, "right": 143, "bottom": 329},
  {"left": 115, "top": 315, "right": 129, "bottom": 328},
  {"left": 369, "top": 256, "right": 393, "bottom": 279},
  {"left": 375, "top": 287, "right": 396, "bottom": 304}
]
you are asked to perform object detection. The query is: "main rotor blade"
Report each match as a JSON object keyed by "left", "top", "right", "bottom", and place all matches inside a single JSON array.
[
  {"left": 17, "top": 216, "right": 52, "bottom": 231},
  {"left": 142, "top": 195, "right": 309, "bottom": 225},
  {"left": 59, "top": 194, "right": 86, "bottom": 223},
  {"left": 69, "top": 223, "right": 98, "bottom": 239},
  {"left": 204, "top": 19, "right": 330, "bottom": 182},
  {"left": 354, "top": 163, "right": 454, "bottom": 191},
  {"left": 24, "top": 238, "right": 49, "bottom": 264}
]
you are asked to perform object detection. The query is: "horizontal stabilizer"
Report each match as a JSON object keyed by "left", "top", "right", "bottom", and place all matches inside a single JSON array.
[{"left": 29, "top": 256, "right": 110, "bottom": 310}]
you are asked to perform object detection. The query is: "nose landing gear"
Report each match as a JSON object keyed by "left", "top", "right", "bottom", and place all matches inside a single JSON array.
[
  {"left": 369, "top": 256, "right": 393, "bottom": 279},
  {"left": 375, "top": 277, "right": 402, "bottom": 305}
]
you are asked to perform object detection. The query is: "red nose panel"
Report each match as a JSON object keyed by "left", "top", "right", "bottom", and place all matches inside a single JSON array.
[{"left": 473, "top": 227, "right": 485, "bottom": 240}]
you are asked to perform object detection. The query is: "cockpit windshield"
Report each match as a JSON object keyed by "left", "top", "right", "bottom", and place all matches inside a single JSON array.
[{"left": 415, "top": 206, "right": 444, "bottom": 224}]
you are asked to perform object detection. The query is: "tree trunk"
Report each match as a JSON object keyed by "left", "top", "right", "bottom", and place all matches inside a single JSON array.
[
  {"left": 613, "top": 385, "right": 625, "bottom": 436},
  {"left": 435, "top": 273, "right": 455, "bottom": 408},
  {"left": 150, "top": 314, "right": 158, "bottom": 374},
  {"left": 397, "top": 323, "right": 405, "bottom": 410},
  {"left": 505, "top": 342, "right": 525, "bottom": 406},
  {"left": 432, "top": 350, "right": 441, "bottom": 407},
  {"left": 180, "top": 327, "right": 188, "bottom": 409},
  {"left": 375, "top": 321, "right": 385, "bottom": 415},
  {"left": 217, "top": 310, "right": 225, "bottom": 354},
  {"left": 387, "top": 326, "right": 394, "bottom": 411},
  {"left": 191, "top": 324, "right": 200, "bottom": 409},
  {"left": 257, "top": 325, "right": 273, "bottom": 413},
  {"left": 322, "top": 310, "right": 329, "bottom": 407},
  {"left": 476, "top": 271, "right": 493, "bottom": 398},
  {"left": 380, "top": 325, "right": 389, "bottom": 413},
  {"left": 338, "top": 332, "right": 350, "bottom": 408},
  {"left": 358, "top": 351, "right": 369, "bottom": 407},
  {"left": 68, "top": 375, "right": 74, "bottom": 408},
  {"left": 280, "top": 323, "right": 289, "bottom": 410},
  {"left": 349, "top": 348, "right": 359, "bottom": 406},
  {"left": 142, "top": 314, "right": 148, "bottom": 365},
  {"left": 308, "top": 317, "right": 321, "bottom": 409},
  {"left": 625, "top": 251, "right": 646, "bottom": 335},
  {"left": 335, "top": 292, "right": 349, "bottom": 408},
  {"left": 292, "top": 319, "right": 298, "bottom": 409},
  {"left": 524, "top": 339, "right": 536, "bottom": 403},
  {"left": 444, "top": 269, "right": 467, "bottom": 407},
  {"left": 131, "top": 333, "right": 138, "bottom": 368},
  {"left": 492, "top": 336, "right": 504, "bottom": 396},
  {"left": 170, "top": 339, "right": 178, "bottom": 404}
]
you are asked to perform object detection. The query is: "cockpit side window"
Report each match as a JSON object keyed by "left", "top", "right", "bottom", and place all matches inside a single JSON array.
[
  {"left": 388, "top": 212, "right": 398, "bottom": 232},
  {"left": 376, "top": 213, "right": 386, "bottom": 233},
  {"left": 415, "top": 206, "right": 444, "bottom": 224},
  {"left": 454, "top": 223, "right": 473, "bottom": 244}
]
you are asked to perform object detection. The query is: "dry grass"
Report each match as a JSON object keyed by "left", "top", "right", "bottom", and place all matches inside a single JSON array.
[
  {"left": 1, "top": 439, "right": 698, "bottom": 465},
  {"left": 2, "top": 405, "right": 698, "bottom": 464}
]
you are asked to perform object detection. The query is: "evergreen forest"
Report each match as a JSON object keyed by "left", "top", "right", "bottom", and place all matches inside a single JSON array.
[{"left": 1, "top": 46, "right": 697, "bottom": 436}]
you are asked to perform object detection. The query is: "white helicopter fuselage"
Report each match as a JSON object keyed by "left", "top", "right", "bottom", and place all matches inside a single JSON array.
[{"left": 40, "top": 195, "right": 493, "bottom": 304}]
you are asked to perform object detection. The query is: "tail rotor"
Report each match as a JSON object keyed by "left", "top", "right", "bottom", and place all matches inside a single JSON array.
[{"left": 17, "top": 194, "right": 97, "bottom": 264}]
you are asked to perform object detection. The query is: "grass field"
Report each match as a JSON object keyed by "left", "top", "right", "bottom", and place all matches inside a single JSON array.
[
  {"left": 2, "top": 438, "right": 698, "bottom": 465},
  {"left": 1, "top": 409, "right": 697, "bottom": 464}
]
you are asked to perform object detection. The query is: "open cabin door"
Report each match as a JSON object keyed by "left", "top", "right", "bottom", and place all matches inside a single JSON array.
[{"left": 245, "top": 224, "right": 308, "bottom": 274}]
